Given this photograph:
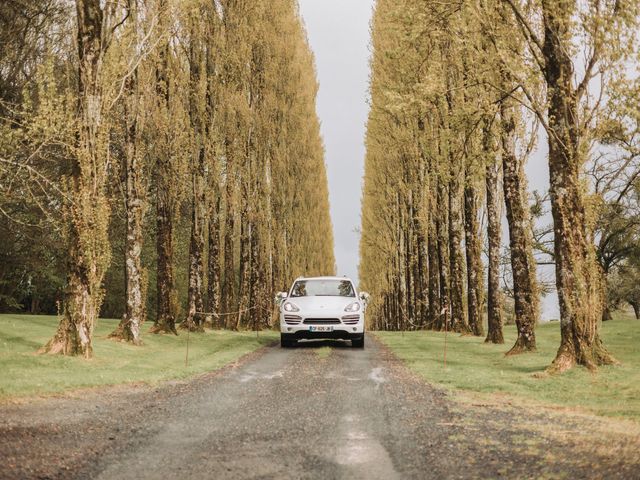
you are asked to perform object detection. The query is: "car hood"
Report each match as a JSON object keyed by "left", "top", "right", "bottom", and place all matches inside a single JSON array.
[{"left": 286, "top": 296, "right": 356, "bottom": 314}]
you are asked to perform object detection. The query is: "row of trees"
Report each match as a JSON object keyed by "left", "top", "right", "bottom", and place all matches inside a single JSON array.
[
  {"left": 360, "top": 0, "right": 639, "bottom": 373},
  {"left": 0, "top": 0, "right": 335, "bottom": 357}
]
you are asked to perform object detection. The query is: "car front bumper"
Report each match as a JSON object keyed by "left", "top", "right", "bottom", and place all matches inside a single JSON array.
[{"left": 280, "top": 312, "right": 364, "bottom": 339}]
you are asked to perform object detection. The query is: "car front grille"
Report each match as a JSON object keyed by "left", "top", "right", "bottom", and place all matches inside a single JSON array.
[
  {"left": 341, "top": 315, "right": 360, "bottom": 325},
  {"left": 284, "top": 315, "right": 302, "bottom": 325},
  {"left": 303, "top": 318, "right": 341, "bottom": 325}
]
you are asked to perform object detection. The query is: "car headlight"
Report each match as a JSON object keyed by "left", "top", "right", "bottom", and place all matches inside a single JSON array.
[
  {"left": 344, "top": 302, "right": 361, "bottom": 312},
  {"left": 283, "top": 302, "right": 300, "bottom": 312}
]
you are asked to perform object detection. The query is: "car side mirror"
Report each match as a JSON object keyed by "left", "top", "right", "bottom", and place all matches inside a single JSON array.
[
  {"left": 359, "top": 292, "right": 370, "bottom": 307},
  {"left": 274, "top": 291, "right": 288, "bottom": 306}
]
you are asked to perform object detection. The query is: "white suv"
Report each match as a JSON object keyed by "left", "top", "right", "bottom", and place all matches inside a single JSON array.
[{"left": 276, "top": 276, "right": 368, "bottom": 348}]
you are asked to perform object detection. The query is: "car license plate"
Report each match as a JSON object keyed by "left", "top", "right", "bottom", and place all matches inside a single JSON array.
[{"left": 309, "top": 326, "right": 333, "bottom": 332}]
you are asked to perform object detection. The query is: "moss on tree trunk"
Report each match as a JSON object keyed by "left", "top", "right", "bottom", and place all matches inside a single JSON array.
[
  {"left": 543, "top": 0, "right": 616, "bottom": 373},
  {"left": 501, "top": 103, "right": 538, "bottom": 355},
  {"left": 41, "top": 0, "right": 110, "bottom": 358},
  {"left": 484, "top": 125, "right": 504, "bottom": 344}
]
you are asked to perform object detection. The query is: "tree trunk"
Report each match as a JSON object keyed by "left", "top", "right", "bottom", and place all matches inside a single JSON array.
[
  {"left": 203, "top": 17, "right": 220, "bottom": 330},
  {"left": 150, "top": 6, "right": 177, "bottom": 336},
  {"left": 182, "top": 164, "right": 206, "bottom": 333},
  {"left": 152, "top": 181, "right": 177, "bottom": 335},
  {"left": 398, "top": 192, "right": 408, "bottom": 330},
  {"left": 207, "top": 195, "right": 221, "bottom": 328},
  {"left": 436, "top": 182, "right": 450, "bottom": 331},
  {"left": 222, "top": 163, "right": 237, "bottom": 327},
  {"left": 501, "top": 103, "right": 538, "bottom": 355},
  {"left": 41, "top": 0, "right": 110, "bottom": 358},
  {"left": 248, "top": 225, "right": 262, "bottom": 330},
  {"left": 181, "top": 23, "right": 206, "bottom": 333},
  {"left": 464, "top": 178, "right": 484, "bottom": 337},
  {"left": 630, "top": 301, "right": 640, "bottom": 320},
  {"left": 236, "top": 214, "right": 252, "bottom": 330},
  {"left": 416, "top": 228, "right": 428, "bottom": 327},
  {"left": 543, "top": 1, "right": 616, "bottom": 372},
  {"left": 109, "top": 74, "right": 146, "bottom": 345},
  {"left": 484, "top": 126, "right": 504, "bottom": 344},
  {"left": 449, "top": 172, "right": 470, "bottom": 334},
  {"left": 427, "top": 218, "right": 440, "bottom": 329}
]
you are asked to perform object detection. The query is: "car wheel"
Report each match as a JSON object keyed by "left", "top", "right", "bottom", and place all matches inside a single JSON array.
[
  {"left": 280, "top": 333, "right": 295, "bottom": 348},
  {"left": 352, "top": 335, "right": 364, "bottom": 348}
]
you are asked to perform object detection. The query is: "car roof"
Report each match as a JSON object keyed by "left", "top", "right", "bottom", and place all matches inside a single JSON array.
[{"left": 295, "top": 276, "right": 354, "bottom": 282}]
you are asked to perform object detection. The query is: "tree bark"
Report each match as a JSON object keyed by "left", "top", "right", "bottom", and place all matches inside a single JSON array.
[
  {"left": 427, "top": 218, "right": 440, "bottom": 329},
  {"left": 464, "top": 177, "right": 484, "bottom": 337},
  {"left": 110, "top": 9, "right": 146, "bottom": 344},
  {"left": 630, "top": 301, "right": 640, "bottom": 320},
  {"left": 436, "top": 182, "right": 450, "bottom": 331},
  {"left": 109, "top": 74, "right": 146, "bottom": 345},
  {"left": 501, "top": 103, "right": 538, "bottom": 355},
  {"left": 182, "top": 163, "right": 206, "bottom": 333},
  {"left": 222, "top": 158, "right": 237, "bottom": 328},
  {"left": 41, "top": 0, "right": 110, "bottom": 357},
  {"left": 449, "top": 171, "right": 471, "bottom": 334},
  {"left": 150, "top": 3, "right": 177, "bottom": 336},
  {"left": 207, "top": 195, "right": 221, "bottom": 328},
  {"left": 153, "top": 189, "right": 177, "bottom": 334},
  {"left": 181, "top": 21, "right": 206, "bottom": 333},
  {"left": 204, "top": 16, "right": 220, "bottom": 330},
  {"left": 543, "top": 0, "right": 616, "bottom": 372},
  {"left": 484, "top": 126, "right": 504, "bottom": 344},
  {"left": 236, "top": 213, "right": 252, "bottom": 330}
]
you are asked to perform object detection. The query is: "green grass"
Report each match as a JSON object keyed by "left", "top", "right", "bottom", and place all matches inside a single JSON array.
[
  {"left": 0, "top": 314, "right": 277, "bottom": 400},
  {"left": 375, "top": 314, "right": 640, "bottom": 421}
]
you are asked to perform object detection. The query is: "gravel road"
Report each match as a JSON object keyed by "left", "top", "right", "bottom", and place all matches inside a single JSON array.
[{"left": 1, "top": 335, "right": 639, "bottom": 479}]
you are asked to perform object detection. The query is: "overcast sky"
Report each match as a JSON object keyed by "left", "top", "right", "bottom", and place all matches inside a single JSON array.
[{"left": 298, "top": 0, "right": 375, "bottom": 284}]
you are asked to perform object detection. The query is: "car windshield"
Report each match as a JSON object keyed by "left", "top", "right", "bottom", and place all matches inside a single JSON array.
[{"left": 290, "top": 279, "right": 355, "bottom": 298}]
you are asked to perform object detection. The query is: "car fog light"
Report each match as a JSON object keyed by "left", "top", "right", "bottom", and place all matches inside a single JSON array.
[
  {"left": 287, "top": 327, "right": 292, "bottom": 332},
  {"left": 353, "top": 327, "right": 357, "bottom": 332}
]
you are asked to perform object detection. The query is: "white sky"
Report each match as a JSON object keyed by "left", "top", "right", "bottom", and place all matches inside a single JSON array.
[{"left": 298, "top": 0, "right": 375, "bottom": 284}]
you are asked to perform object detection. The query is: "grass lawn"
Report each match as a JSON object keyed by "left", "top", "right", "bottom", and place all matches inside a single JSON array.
[
  {"left": 0, "top": 314, "right": 277, "bottom": 400},
  {"left": 374, "top": 314, "right": 640, "bottom": 421}
]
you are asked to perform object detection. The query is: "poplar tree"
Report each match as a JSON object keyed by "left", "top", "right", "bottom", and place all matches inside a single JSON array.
[
  {"left": 108, "top": 2, "right": 154, "bottom": 344},
  {"left": 41, "top": 0, "right": 118, "bottom": 357}
]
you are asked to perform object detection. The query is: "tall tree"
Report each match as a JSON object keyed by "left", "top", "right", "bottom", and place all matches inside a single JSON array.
[
  {"left": 484, "top": 122, "right": 505, "bottom": 344},
  {"left": 109, "top": 2, "right": 150, "bottom": 345},
  {"left": 500, "top": 103, "right": 539, "bottom": 354},
  {"left": 464, "top": 170, "right": 484, "bottom": 337},
  {"left": 501, "top": 0, "right": 638, "bottom": 371},
  {"left": 41, "top": 0, "right": 116, "bottom": 357},
  {"left": 149, "top": 0, "right": 182, "bottom": 335},
  {"left": 181, "top": 7, "right": 207, "bottom": 333}
]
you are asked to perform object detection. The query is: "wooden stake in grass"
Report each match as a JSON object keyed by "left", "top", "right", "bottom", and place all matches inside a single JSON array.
[
  {"left": 442, "top": 306, "right": 448, "bottom": 369},
  {"left": 185, "top": 326, "right": 190, "bottom": 368}
]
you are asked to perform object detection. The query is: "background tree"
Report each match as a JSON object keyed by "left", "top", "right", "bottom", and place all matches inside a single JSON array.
[{"left": 0, "top": 0, "right": 335, "bottom": 353}]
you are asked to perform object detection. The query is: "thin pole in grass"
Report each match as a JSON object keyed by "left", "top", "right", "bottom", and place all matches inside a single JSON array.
[
  {"left": 255, "top": 309, "right": 259, "bottom": 339},
  {"left": 185, "top": 325, "right": 190, "bottom": 367},
  {"left": 442, "top": 306, "right": 448, "bottom": 369}
]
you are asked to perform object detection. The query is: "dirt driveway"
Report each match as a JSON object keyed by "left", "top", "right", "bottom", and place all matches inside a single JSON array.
[{"left": 1, "top": 336, "right": 639, "bottom": 479}]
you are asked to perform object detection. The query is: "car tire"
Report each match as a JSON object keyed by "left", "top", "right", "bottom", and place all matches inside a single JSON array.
[
  {"left": 280, "top": 333, "right": 295, "bottom": 348},
  {"left": 352, "top": 335, "right": 365, "bottom": 348}
]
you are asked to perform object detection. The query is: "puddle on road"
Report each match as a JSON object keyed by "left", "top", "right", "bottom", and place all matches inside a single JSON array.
[
  {"left": 324, "top": 372, "right": 360, "bottom": 382},
  {"left": 332, "top": 414, "right": 399, "bottom": 479},
  {"left": 238, "top": 370, "right": 284, "bottom": 383},
  {"left": 368, "top": 367, "right": 386, "bottom": 390}
]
